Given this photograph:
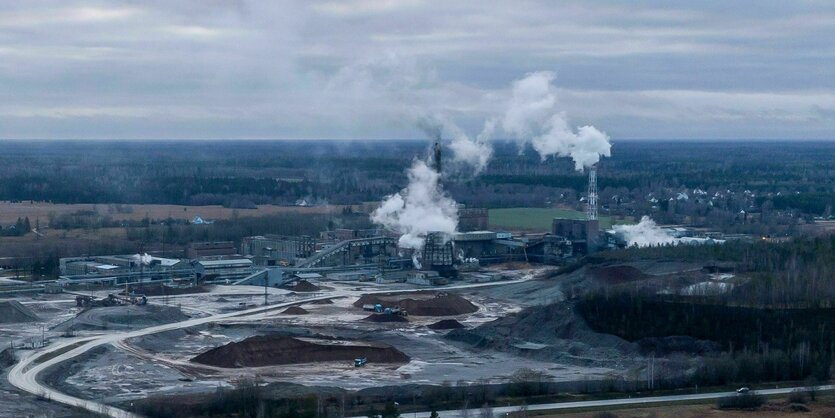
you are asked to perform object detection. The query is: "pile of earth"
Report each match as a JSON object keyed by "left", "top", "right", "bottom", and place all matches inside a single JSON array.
[
  {"left": 52, "top": 304, "right": 189, "bottom": 332},
  {"left": 282, "top": 306, "right": 309, "bottom": 315},
  {"left": 287, "top": 280, "right": 320, "bottom": 292},
  {"left": 446, "top": 301, "right": 638, "bottom": 366},
  {"left": 123, "top": 284, "right": 211, "bottom": 297},
  {"left": 0, "top": 300, "right": 40, "bottom": 323},
  {"left": 192, "top": 335, "right": 409, "bottom": 367},
  {"left": 363, "top": 314, "right": 408, "bottom": 323},
  {"left": 587, "top": 265, "right": 646, "bottom": 284},
  {"left": 309, "top": 298, "right": 333, "bottom": 305},
  {"left": 353, "top": 292, "right": 478, "bottom": 316},
  {"left": 427, "top": 319, "right": 465, "bottom": 330}
]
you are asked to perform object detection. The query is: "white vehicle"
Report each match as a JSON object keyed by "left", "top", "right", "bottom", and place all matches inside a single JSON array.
[{"left": 736, "top": 387, "right": 750, "bottom": 394}]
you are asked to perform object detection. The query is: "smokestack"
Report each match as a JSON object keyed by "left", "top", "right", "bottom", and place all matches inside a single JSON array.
[
  {"left": 432, "top": 140, "right": 442, "bottom": 174},
  {"left": 586, "top": 167, "right": 598, "bottom": 221}
]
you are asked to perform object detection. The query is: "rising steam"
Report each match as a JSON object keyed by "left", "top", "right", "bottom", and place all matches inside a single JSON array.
[
  {"left": 502, "top": 71, "right": 611, "bottom": 171},
  {"left": 371, "top": 159, "right": 458, "bottom": 251},
  {"left": 132, "top": 253, "right": 153, "bottom": 266},
  {"left": 612, "top": 216, "right": 676, "bottom": 247},
  {"left": 416, "top": 115, "right": 493, "bottom": 174}
]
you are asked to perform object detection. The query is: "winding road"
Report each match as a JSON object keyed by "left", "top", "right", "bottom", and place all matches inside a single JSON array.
[{"left": 8, "top": 275, "right": 538, "bottom": 417}]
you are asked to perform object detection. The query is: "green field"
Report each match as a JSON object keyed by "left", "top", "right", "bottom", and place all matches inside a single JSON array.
[{"left": 488, "top": 208, "right": 614, "bottom": 231}]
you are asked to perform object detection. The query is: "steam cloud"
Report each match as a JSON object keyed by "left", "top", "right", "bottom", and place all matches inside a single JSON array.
[
  {"left": 371, "top": 68, "right": 612, "bottom": 259},
  {"left": 416, "top": 115, "right": 493, "bottom": 174},
  {"left": 612, "top": 216, "right": 676, "bottom": 247},
  {"left": 132, "top": 253, "right": 153, "bottom": 266},
  {"left": 371, "top": 159, "right": 458, "bottom": 251},
  {"left": 502, "top": 71, "right": 611, "bottom": 171}
]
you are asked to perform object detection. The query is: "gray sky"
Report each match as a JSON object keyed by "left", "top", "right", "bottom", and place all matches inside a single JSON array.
[{"left": 2, "top": 0, "right": 835, "bottom": 140}]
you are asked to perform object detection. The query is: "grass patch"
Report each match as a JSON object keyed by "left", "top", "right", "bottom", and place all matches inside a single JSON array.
[{"left": 489, "top": 208, "right": 614, "bottom": 231}]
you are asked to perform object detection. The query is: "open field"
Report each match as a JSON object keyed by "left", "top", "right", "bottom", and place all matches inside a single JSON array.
[
  {"left": 489, "top": 208, "right": 616, "bottom": 231},
  {"left": 0, "top": 201, "right": 345, "bottom": 225}
]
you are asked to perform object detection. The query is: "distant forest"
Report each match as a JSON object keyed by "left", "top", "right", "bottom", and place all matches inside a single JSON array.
[{"left": 0, "top": 140, "right": 832, "bottom": 216}]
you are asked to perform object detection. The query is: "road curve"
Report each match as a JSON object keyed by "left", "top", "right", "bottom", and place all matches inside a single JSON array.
[{"left": 9, "top": 275, "right": 537, "bottom": 417}]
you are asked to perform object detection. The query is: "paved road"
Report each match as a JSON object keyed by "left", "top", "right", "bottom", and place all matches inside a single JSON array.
[
  {"left": 8, "top": 275, "right": 537, "bottom": 417},
  {"left": 356, "top": 385, "right": 835, "bottom": 418}
]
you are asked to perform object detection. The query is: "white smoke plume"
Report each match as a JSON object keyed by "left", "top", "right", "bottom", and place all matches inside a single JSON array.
[
  {"left": 612, "top": 216, "right": 676, "bottom": 247},
  {"left": 502, "top": 71, "right": 611, "bottom": 171},
  {"left": 132, "top": 253, "right": 153, "bottom": 266},
  {"left": 371, "top": 159, "right": 458, "bottom": 251},
  {"left": 416, "top": 114, "right": 493, "bottom": 174},
  {"left": 447, "top": 120, "right": 494, "bottom": 174}
]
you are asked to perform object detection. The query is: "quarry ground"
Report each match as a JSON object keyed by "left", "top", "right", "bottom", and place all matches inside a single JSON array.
[{"left": 0, "top": 260, "right": 731, "bottom": 415}]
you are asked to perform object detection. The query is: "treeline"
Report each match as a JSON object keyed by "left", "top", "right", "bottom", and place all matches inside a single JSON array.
[
  {"left": 597, "top": 235, "right": 835, "bottom": 307},
  {"left": 578, "top": 293, "right": 834, "bottom": 383},
  {"left": 1, "top": 140, "right": 833, "bottom": 217},
  {"left": 125, "top": 212, "right": 373, "bottom": 246},
  {"left": 0, "top": 216, "right": 32, "bottom": 236}
]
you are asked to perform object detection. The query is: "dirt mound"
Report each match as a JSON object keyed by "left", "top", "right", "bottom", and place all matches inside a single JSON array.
[
  {"left": 287, "top": 280, "right": 320, "bottom": 292},
  {"left": 0, "top": 300, "right": 40, "bottom": 323},
  {"left": 428, "top": 319, "right": 465, "bottom": 330},
  {"left": 282, "top": 306, "right": 309, "bottom": 315},
  {"left": 446, "top": 301, "right": 638, "bottom": 366},
  {"left": 192, "top": 335, "right": 409, "bottom": 368},
  {"left": 309, "top": 298, "right": 333, "bottom": 305},
  {"left": 353, "top": 292, "right": 478, "bottom": 316},
  {"left": 363, "top": 313, "right": 409, "bottom": 323},
  {"left": 588, "top": 265, "right": 646, "bottom": 283},
  {"left": 52, "top": 304, "right": 188, "bottom": 332}
]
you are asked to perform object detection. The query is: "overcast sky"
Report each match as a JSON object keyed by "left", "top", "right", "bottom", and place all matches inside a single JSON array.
[{"left": 2, "top": 0, "right": 835, "bottom": 140}]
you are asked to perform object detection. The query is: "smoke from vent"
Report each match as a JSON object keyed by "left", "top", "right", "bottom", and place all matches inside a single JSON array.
[
  {"left": 371, "top": 159, "right": 458, "bottom": 252},
  {"left": 132, "top": 253, "right": 153, "bottom": 266},
  {"left": 502, "top": 71, "right": 611, "bottom": 171},
  {"left": 612, "top": 216, "right": 676, "bottom": 247}
]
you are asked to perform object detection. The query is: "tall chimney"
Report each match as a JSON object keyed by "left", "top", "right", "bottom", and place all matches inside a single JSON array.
[
  {"left": 432, "top": 140, "right": 442, "bottom": 174},
  {"left": 586, "top": 167, "right": 598, "bottom": 221}
]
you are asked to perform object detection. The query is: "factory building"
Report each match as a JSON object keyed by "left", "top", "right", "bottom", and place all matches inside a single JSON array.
[
  {"left": 458, "top": 207, "right": 489, "bottom": 232},
  {"left": 329, "top": 228, "right": 384, "bottom": 241},
  {"left": 421, "top": 232, "right": 457, "bottom": 278},
  {"left": 59, "top": 255, "right": 187, "bottom": 276},
  {"left": 193, "top": 258, "right": 255, "bottom": 282},
  {"left": 551, "top": 218, "right": 600, "bottom": 254},
  {"left": 185, "top": 241, "right": 237, "bottom": 259},
  {"left": 454, "top": 231, "right": 497, "bottom": 260},
  {"left": 240, "top": 235, "right": 316, "bottom": 266}
]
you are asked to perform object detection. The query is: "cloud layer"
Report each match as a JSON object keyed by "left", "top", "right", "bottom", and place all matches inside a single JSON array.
[{"left": 2, "top": 1, "right": 835, "bottom": 139}]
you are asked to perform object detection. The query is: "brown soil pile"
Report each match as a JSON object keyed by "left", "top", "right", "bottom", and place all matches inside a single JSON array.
[
  {"left": 309, "top": 298, "right": 333, "bottom": 305},
  {"left": 0, "top": 300, "right": 40, "bottom": 323},
  {"left": 287, "top": 280, "right": 320, "bottom": 292},
  {"left": 353, "top": 292, "right": 478, "bottom": 316},
  {"left": 192, "top": 335, "right": 409, "bottom": 368},
  {"left": 588, "top": 265, "right": 646, "bottom": 283},
  {"left": 428, "top": 319, "right": 465, "bottom": 330},
  {"left": 282, "top": 306, "right": 309, "bottom": 315},
  {"left": 363, "top": 313, "right": 409, "bottom": 323}
]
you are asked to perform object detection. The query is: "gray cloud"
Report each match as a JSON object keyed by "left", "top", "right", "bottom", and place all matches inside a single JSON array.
[{"left": 1, "top": 0, "right": 835, "bottom": 139}]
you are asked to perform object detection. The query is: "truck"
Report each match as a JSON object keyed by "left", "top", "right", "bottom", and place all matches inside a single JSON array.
[{"left": 354, "top": 357, "right": 367, "bottom": 367}]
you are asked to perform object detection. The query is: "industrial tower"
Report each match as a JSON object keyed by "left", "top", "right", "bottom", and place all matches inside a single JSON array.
[{"left": 586, "top": 167, "right": 598, "bottom": 221}]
